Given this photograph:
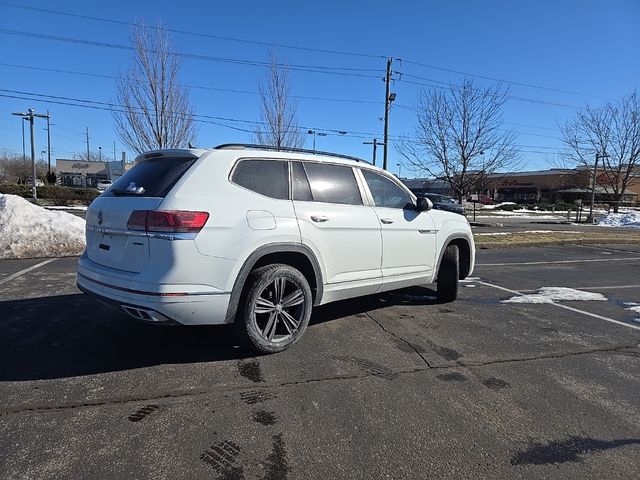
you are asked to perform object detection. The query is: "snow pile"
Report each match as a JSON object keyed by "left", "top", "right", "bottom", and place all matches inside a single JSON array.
[
  {"left": 502, "top": 287, "right": 607, "bottom": 304},
  {"left": 597, "top": 211, "right": 640, "bottom": 228},
  {"left": 0, "top": 194, "right": 86, "bottom": 259}
]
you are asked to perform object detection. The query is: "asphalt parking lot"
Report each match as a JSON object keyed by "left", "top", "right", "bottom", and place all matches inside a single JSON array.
[{"left": 1, "top": 244, "right": 639, "bottom": 479}]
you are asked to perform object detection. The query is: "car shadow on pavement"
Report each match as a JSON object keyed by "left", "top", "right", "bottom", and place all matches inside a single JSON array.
[
  {"left": 310, "top": 286, "right": 440, "bottom": 326},
  {"left": 0, "top": 286, "right": 440, "bottom": 381}
]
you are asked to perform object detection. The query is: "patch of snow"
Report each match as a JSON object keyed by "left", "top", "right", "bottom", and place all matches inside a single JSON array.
[
  {"left": 624, "top": 302, "right": 640, "bottom": 315},
  {"left": 502, "top": 287, "right": 608, "bottom": 304},
  {"left": 597, "top": 211, "right": 640, "bottom": 228},
  {"left": 0, "top": 194, "right": 86, "bottom": 259},
  {"left": 44, "top": 205, "right": 88, "bottom": 211},
  {"left": 481, "top": 202, "right": 518, "bottom": 210}
]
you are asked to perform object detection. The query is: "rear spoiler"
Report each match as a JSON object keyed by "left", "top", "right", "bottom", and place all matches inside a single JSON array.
[{"left": 133, "top": 149, "right": 206, "bottom": 164}]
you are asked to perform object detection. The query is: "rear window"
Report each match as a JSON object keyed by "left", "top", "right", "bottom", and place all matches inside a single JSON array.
[
  {"left": 303, "top": 162, "right": 363, "bottom": 205},
  {"left": 102, "top": 157, "right": 196, "bottom": 198}
]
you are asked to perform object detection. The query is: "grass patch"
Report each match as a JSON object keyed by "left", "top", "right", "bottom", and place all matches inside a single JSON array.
[{"left": 474, "top": 230, "right": 640, "bottom": 247}]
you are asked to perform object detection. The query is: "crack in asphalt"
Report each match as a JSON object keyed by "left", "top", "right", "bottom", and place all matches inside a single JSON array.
[
  {"left": 365, "top": 312, "right": 433, "bottom": 368},
  {"left": 1, "top": 344, "right": 637, "bottom": 417}
]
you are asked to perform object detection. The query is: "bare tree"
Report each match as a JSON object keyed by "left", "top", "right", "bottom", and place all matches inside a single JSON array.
[
  {"left": 113, "top": 24, "right": 197, "bottom": 154},
  {"left": 398, "top": 79, "right": 520, "bottom": 202},
  {"left": 561, "top": 91, "right": 640, "bottom": 212},
  {"left": 254, "top": 53, "right": 305, "bottom": 148}
]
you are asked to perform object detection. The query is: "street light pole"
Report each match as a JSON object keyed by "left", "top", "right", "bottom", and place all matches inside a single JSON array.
[
  {"left": 396, "top": 163, "right": 402, "bottom": 178},
  {"left": 587, "top": 152, "right": 608, "bottom": 223},
  {"left": 99, "top": 146, "right": 102, "bottom": 162}
]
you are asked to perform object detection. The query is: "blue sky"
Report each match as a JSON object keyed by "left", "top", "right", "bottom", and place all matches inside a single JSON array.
[{"left": 0, "top": 0, "right": 638, "bottom": 176}]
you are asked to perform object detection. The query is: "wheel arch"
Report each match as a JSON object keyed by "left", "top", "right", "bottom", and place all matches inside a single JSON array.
[
  {"left": 224, "top": 243, "right": 323, "bottom": 323},
  {"left": 435, "top": 234, "right": 473, "bottom": 281}
]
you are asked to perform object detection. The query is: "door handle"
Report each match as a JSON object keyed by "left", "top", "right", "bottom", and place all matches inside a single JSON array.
[
  {"left": 380, "top": 218, "right": 394, "bottom": 224},
  {"left": 310, "top": 215, "right": 329, "bottom": 223}
]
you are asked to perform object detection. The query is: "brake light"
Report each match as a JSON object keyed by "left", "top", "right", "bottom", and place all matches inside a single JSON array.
[{"left": 127, "top": 210, "right": 209, "bottom": 233}]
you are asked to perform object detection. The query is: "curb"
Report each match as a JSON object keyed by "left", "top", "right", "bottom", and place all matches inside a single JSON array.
[
  {"left": 475, "top": 238, "right": 640, "bottom": 249},
  {"left": 469, "top": 222, "right": 504, "bottom": 228}
]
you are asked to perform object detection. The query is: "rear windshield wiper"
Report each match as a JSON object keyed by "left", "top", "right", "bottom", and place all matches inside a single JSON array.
[{"left": 110, "top": 188, "right": 145, "bottom": 196}]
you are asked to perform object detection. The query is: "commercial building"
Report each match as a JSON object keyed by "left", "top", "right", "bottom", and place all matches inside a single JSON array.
[
  {"left": 402, "top": 166, "right": 639, "bottom": 205},
  {"left": 56, "top": 159, "right": 131, "bottom": 188}
]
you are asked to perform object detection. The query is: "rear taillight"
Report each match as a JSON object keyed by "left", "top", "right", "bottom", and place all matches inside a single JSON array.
[{"left": 127, "top": 210, "right": 209, "bottom": 233}]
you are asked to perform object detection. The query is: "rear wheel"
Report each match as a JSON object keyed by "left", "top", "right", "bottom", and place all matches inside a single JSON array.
[
  {"left": 437, "top": 244, "right": 459, "bottom": 302},
  {"left": 235, "top": 264, "right": 312, "bottom": 354}
]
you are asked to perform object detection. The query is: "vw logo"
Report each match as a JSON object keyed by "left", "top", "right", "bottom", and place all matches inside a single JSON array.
[{"left": 97, "top": 211, "right": 103, "bottom": 225}]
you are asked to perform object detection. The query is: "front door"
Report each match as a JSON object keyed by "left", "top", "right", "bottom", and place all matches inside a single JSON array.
[{"left": 359, "top": 169, "right": 437, "bottom": 289}]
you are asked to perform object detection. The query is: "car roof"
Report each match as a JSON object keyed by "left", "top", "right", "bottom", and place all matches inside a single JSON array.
[{"left": 135, "top": 144, "right": 393, "bottom": 175}]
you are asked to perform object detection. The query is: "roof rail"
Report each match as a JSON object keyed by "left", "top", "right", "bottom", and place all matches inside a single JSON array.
[{"left": 214, "top": 143, "right": 372, "bottom": 165}]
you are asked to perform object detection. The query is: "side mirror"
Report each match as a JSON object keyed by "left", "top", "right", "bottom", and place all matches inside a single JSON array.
[{"left": 415, "top": 197, "right": 432, "bottom": 212}]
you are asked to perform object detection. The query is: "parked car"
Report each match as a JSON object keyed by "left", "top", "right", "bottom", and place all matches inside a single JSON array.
[
  {"left": 96, "top": 180, "right": 113, "bottom": 192},
  {"left": 77, "top": 145, "right": 475, "bottom": 353},
  {"left": 421, "top": 193, "right": 466, "bottom": 215}
]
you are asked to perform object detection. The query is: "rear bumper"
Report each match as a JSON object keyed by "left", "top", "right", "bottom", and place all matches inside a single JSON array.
[{"left": 77, "top": 253, "right": 231, "bottom": 325}]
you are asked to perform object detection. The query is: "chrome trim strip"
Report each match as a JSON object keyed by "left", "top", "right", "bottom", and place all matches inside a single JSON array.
[
  {"left": 87, "top": 225, "right": 197, "bottom": 240},
  {"left": 418, "top": 229, "right": 438, "bottom": 234}
]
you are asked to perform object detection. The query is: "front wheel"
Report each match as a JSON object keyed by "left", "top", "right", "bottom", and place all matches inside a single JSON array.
[
  {"left": 437, "top": 244, "right": 459, "bottom": 302},
  {"left": 235, "top": 264, "right": 313, "bottom": 354}
]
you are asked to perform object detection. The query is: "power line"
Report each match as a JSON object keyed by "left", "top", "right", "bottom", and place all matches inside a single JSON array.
[
  {"left": 395, "top": 78, "right": 583, "bottom": 109},
  {"left": 0, "top": 29, "right": 384, "bottom": 80},
  {"left": 0, "top": 1, "right": 609, "bottom": 101},
  {"left": 0, "top": 62, "right": 382, "bottom": 105},
  {"left": 0, "top": 1, "right": 387, "bottom": 60},
  {"left": 1, "top": 88, "right": 566, "bottom": 153},
  {"left": 402, "top": 60, "right": 608, "bottom": 100}
]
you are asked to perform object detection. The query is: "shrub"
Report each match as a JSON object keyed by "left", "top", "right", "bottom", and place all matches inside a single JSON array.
[
  {"left": 497, "top": 203, "right": 524, "bottom": 211},
  {"left": 0, "top": 184, "right": 99, "bottom": 204}
]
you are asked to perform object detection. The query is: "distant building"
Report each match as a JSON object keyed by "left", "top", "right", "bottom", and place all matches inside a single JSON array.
[
  {"left": 402, "top": 166, "right": 639, "bottom": 205},
  {"left": 56, "top": 159, "right": 132, "bottom": 188}
]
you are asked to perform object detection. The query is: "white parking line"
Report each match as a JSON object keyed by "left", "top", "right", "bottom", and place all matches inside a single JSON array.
[
  {"left": 477, "top": 280, "right": 640, "bottom": 332},
  {"left": 0, "top": 258, "right": 58, "bottom": 286},
  {"left": 477, "top": 257, "right": 640, "bottom": 267}
]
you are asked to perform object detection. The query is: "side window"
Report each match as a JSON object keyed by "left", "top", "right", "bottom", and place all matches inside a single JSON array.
[
  {"left": 362, "top": 170, "right": 413, "bottom": 209},
  {"left": 231, "top": 159, "right": 289, "bottom": 200},
  {"left": 303, "top": 163, "right": 363, "bottom": 205},
  {"left": 291, "top": 161, "right": 313, "bottom": 201}
]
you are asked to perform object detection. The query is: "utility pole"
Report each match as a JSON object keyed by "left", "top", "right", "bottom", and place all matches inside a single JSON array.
[
  {"left": 21, "top": 117, "right": 27, "bottom": 182},
  {"left": 46, "top": 110, "right": 51, "bottom": 173},
  {"left": 382, "top": 58, "right": 398, "bottom": 171},
  {"left": 363, "top": 138, "right": 385, "bottom": 166},
  {"left": 85, "top": 127, "right": 90, "bottom": 162},
  {"left": 587, "top": 152, "right": 608, "bottom": 223},
  {"left": 12, "top": 108, "right": 49, "bottom": 200},
  {"left": 113, "top": 141, "right": 116, "bottom": 163}
]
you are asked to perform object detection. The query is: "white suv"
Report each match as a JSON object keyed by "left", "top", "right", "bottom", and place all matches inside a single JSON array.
[{"left": 77, "top": 144, "right": 475, "bottom": 353}]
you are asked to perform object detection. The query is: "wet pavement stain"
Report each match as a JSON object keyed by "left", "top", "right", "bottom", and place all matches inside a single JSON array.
[
  {"left": 128, "top": 404, "right": 159, "bottom": 422},
  {"left": 261, "top": 433, "right": 289, "bottom": 480},
  {"left": 241, "top": 390, "right": 276, "bottom": 405},
  {"left": 510, "top": 436, "right": 640, "bottom": 465},
  {"left": 482, "top": 377, "right": 510, "bottom": 390},
  {"left": 436, "top": 372, "right": 467, "bottom": 382},
  {"left": 200, "top": 440, "right": 244, "bottom": 479},
  {"left": 438, "top": 308, "right": 455, "bottom": 314},
  {"left": 238, "top": 359, "right": 264, "bottom": 383},
  {"left": 253, "top": 410, "right": 277, "bottom": 426},
  {"left": 332, "top": 355, "right": 398, "bottom": 380},
  {"left": 431, "top": 344, "right": 462, "bottom": 361}
]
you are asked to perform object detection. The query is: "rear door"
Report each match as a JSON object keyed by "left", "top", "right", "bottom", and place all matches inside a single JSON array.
[
  {"left": 359, "top": 168, "right": 437, "bottom": 286},
  {"left": 85, "top": 154, "right": 198, "bottom": 273},
  {"left": 292, "top": 161, "right": 382, "bottom": 294}
]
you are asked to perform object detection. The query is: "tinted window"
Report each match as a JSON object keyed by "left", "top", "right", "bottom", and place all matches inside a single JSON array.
[
  {"left": 104, "top": 157, "right": 196, "bottom": 197},
  {"left": 291, "top": 161, "right": 313, "bottom": 201},
  {"left": 362, "top": 170, "right": 413, "bottom": 209},
  {"left": 303, "top": 163, "right": 362, "bottom": 205},
  {"left": 232, "top": 159, "right": 289, "bottom": 200}
]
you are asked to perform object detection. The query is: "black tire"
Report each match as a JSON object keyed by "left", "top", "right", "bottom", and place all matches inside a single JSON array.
[
  {"left": 234, "top": 263, "right": 313, "bottom": 354},
  {"left": 437, "top": 244, "right": 459, "bottom": 302}
]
